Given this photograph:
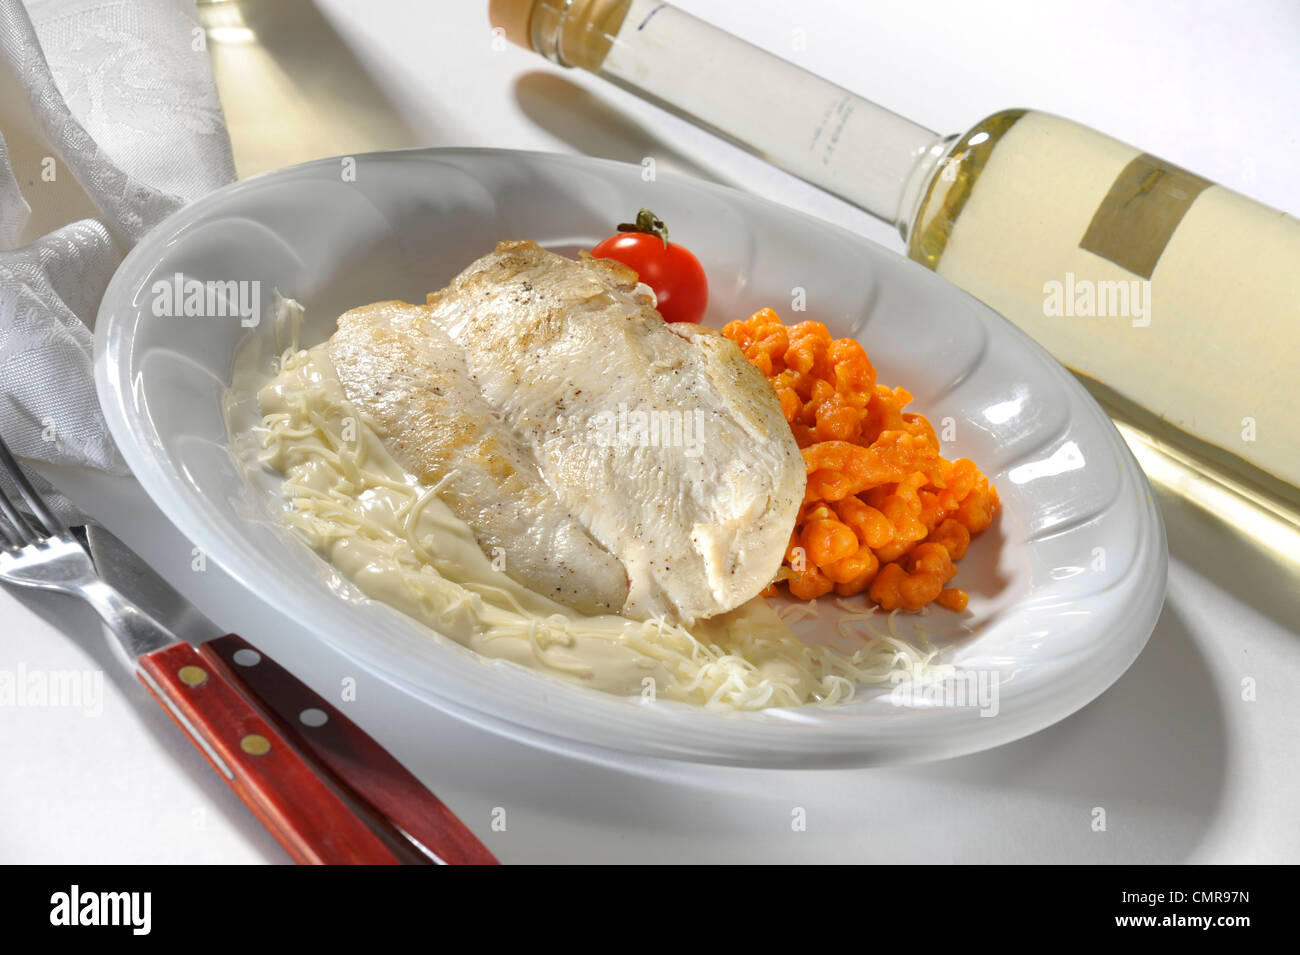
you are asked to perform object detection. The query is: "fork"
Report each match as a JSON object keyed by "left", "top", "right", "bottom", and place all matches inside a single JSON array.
[{"left": 0, "top": 432, "right": 418, "bottom": 864}]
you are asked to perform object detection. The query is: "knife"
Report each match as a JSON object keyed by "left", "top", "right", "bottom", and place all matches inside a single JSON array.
[{"left": 83, "top": 524, "right": 498, "bottom": 865}]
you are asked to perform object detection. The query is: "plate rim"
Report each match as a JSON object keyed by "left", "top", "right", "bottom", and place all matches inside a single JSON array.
[{"left": 93, "top": 145, "right": 1168, "bottom": 768}]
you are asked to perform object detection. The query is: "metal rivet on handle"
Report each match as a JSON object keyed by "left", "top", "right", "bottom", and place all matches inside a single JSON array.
[
  {"left": 299, "top": 708, "right": 328, "bottom": 728},
  {"left": 178, "top": 665, "right": 208, "bottom": 687},
  {"left": 240, "top": 734, "right": 271, "bottom": 756},
  {"left": 232, "top": 649, "right": 261, "bottom": 667}
]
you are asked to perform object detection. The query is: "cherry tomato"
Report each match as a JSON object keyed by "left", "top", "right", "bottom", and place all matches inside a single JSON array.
[{"left": 591, "top": 209, "right": 708, "bottom": 324}]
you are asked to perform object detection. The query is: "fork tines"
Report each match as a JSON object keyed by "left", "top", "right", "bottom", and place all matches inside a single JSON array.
[{"left": 0, "top": 432, "right": 65, "bottom": 547}]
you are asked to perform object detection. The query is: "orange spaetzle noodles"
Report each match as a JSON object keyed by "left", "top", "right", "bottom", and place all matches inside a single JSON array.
[{"left": 722, "top": 308, "right": 999, "bottom": 612}]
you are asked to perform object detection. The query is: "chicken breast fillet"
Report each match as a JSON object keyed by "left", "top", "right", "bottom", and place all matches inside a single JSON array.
[
  {"left": 328, "top": 302, "right": 630, "bottom": 617},
  {"left": 328, "top": 240, "right": 804, "bottom": 624}
]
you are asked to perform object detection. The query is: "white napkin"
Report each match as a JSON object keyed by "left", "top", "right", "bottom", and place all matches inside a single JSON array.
[{"left": 0, "top": 0, "right": 234, "bottom": 504}]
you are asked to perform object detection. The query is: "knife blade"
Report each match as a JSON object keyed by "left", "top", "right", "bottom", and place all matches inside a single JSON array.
[
  {"left": 83, "top": 524, "right": 223, "bottom": 642},
  {"left": 85, "top": 525, "right": 498, "bottom": 865}
]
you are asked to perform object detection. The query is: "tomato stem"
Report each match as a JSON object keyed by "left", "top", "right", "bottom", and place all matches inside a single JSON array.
[{"left": 616, "top": 208, "right": 669, "bottom": 248}]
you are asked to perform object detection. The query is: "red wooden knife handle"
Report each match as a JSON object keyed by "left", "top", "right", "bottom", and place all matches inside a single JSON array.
[
  {"left": 201, "top": 634, "right": 498, "bottom": 865},
  {"left": 138, "top": 642, "right": 404, "bottom": 865}
]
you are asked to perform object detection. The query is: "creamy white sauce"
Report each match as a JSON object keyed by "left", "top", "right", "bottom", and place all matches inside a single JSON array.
[{"left": 233, "top": 298, "right": 939, "bottom": 710}]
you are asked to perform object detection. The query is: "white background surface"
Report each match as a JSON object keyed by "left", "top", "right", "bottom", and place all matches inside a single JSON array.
[{"left": 2, "top": 0, "right": 1298, "bottom": 863}]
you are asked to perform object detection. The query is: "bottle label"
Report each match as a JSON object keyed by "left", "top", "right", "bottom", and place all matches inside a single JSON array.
[{"left": 1078, "top": 153, "right": 1212, "bottom": 278}]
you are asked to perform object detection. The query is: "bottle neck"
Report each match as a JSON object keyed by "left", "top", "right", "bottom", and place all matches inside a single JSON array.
[{"left": 509, "top": 0, "right": 947, "bottom": 229}]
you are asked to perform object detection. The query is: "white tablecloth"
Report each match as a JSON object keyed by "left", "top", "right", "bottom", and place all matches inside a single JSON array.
[{"left": 2, "top": 0, "right": 1297, "bottom": 863}]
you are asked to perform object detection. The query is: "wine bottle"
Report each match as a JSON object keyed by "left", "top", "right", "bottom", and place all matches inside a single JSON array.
[{"left": 490, "top": 0, "right": 1300, "bottom": 547}]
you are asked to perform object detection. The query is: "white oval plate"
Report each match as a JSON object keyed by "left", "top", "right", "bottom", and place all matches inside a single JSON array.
[{"left": 94, "top": 148, "right": 1166, "bottom": 768}]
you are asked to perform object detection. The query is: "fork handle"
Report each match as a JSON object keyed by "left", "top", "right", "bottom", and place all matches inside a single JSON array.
[{"left": 138, "top": 642, "right": 406, "bottom": 865}]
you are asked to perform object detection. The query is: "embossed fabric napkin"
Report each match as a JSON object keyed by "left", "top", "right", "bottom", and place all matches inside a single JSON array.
[{"left": 0, "top": 0, "right": 234, "bottom": 504}]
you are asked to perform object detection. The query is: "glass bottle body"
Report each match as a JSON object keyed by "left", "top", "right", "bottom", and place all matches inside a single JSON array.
[
  {"left": 498, "top": 0, "right": 1300, "bottom": 545},
  {"left": 913, "top": 108, "right": 1300, "bottom": 546}
]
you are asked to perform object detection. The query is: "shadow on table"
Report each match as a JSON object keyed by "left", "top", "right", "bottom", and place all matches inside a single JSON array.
[
  {"left": 514, "top": 71, "right": 738, "bottom": 186},
  {"left": 895, "top": 600, "right": 1227, "bottom": 862}
]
